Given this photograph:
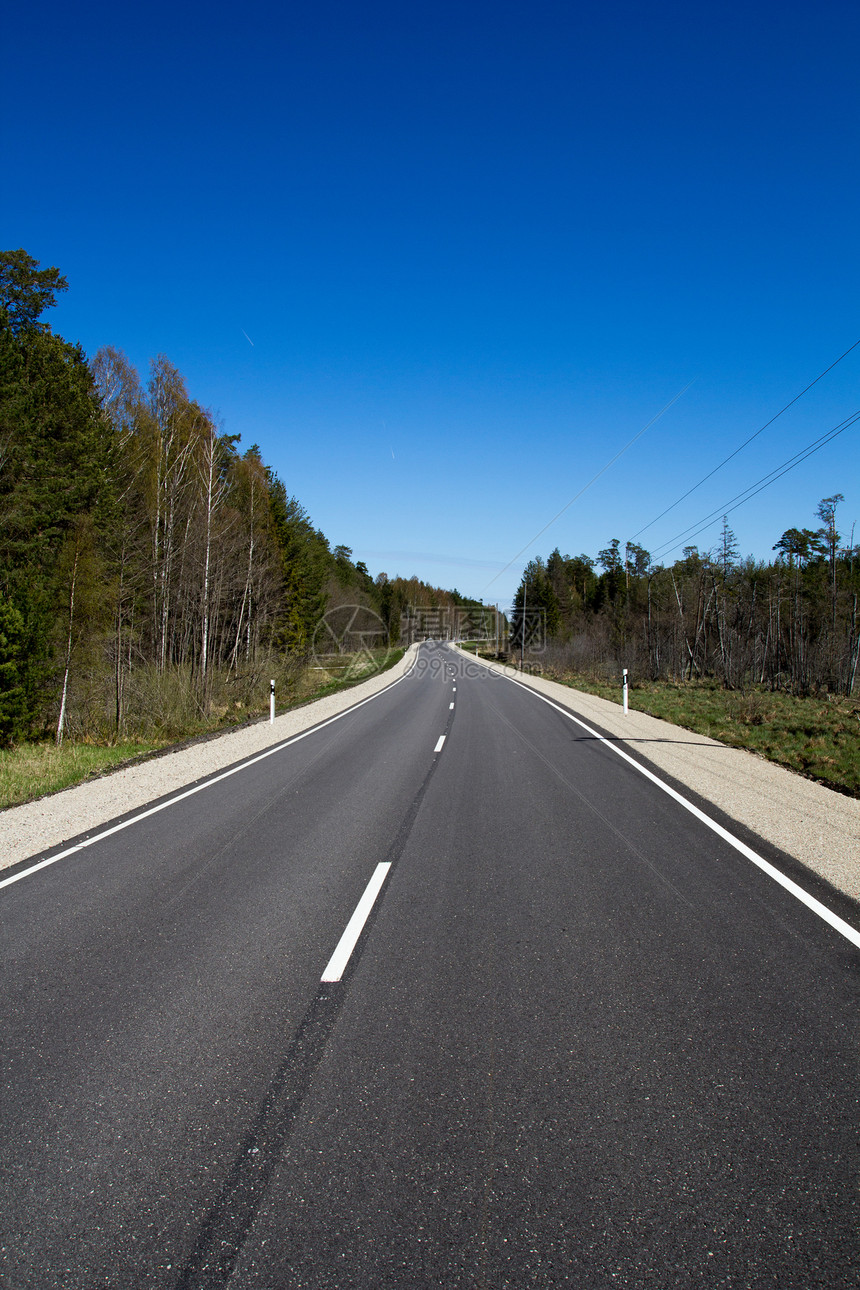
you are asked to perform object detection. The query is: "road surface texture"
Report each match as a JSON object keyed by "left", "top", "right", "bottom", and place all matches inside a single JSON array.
[
  {"left": 461, "top": 649, "right": 860, "bottom": 903},
  {"left": 0, "top": 643, "right": 857, "bottom": 1288}
]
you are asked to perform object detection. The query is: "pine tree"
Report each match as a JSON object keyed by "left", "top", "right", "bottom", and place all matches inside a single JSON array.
[
  {"left": 0, "top": 251, "right": 113, "bottom": 731},
  {"left": 0, "top": 593, "right": 28, "bottom": 745}
]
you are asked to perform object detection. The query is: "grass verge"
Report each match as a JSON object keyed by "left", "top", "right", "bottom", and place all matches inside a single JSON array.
[
  {"left": 0, "top": 647, "right": 405, "bottom": 810},
  {"left": 0, "top": 742, "right": 165, "bottom": 810},
  {"left": 541, "top": 668, "right": 860, "bottom": 797}
]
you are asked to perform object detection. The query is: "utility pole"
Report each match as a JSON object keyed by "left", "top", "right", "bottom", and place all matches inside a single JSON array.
[{"left": 521, "top": 578, "right": 527, "bottom": 669}]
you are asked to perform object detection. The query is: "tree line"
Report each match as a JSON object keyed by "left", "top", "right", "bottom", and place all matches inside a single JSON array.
[
  {"left": 0, "top": 250, "right": 464, "bottom": 745},
  {"left": 512, "top": 503, "right": 859, "bottom": 696}
]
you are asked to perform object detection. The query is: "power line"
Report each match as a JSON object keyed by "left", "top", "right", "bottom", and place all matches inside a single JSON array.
[
  {"left": 648, "top": 409, "right": 860, "bottom": 560},
  {"left": 650, "top": 409, "right": 860, "bottom": 558},
  {"left": 631, "top": 337, "right": 860, "bottom": 541},
  {"left": 481, "top": 380, "right": 695, "bottom": 596}
]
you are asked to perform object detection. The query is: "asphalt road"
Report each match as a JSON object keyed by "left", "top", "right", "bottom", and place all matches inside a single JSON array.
[{"left": 1, "top": 643, "right": 857, "bottom": 1289}]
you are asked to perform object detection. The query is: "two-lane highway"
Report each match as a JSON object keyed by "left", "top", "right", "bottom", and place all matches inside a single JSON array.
[{"left": 0, "top": 643, "right": 857, "bottom": 1288}]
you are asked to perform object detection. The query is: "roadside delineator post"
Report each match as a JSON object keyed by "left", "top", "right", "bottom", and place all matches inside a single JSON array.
[
  {"left": 270, "top": 679, "right": 275, "bottom": 725},
  {"left": 622, "top": 668, "right": 629, "bottom": 715}
]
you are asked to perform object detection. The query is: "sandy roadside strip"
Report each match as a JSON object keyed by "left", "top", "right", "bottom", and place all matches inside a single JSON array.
[
  {"left": 0, "top": 645, "right": 420, "bottom": 874},
  {"left": 460, "top": 649, "right": 860, "bottom": 904}
]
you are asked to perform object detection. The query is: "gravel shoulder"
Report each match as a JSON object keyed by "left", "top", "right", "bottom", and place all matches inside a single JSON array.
[
  {"left": 0, "top": 646, "right": 419, "bottom": 874},
  {"left": 466, "top": 652, "right": 860, "bottom": 904}
]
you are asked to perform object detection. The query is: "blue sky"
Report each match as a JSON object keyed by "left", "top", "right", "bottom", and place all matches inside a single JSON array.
[{"left": 6, "top": 0, "right": 859, "bottom": 608}]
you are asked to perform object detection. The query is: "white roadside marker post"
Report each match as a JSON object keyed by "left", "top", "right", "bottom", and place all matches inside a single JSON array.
[
  {"left": 622, "top": 668, "right": 629, "bottom": 715},
  {"left": 270, "top": 679, "right": 275, "bottom": 725}
]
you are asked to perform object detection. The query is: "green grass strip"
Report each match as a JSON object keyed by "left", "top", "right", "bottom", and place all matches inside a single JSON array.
[{"left": 548, "top": 671, "right": 860, "bottom": 797}]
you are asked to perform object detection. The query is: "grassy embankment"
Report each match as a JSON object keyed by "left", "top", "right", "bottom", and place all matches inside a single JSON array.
[{"left": 0, "top": 648, "right": 403, "bottom": 810}]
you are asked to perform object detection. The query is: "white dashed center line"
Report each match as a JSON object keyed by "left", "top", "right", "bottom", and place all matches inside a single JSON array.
[
  {"left": 321, "top": 863, "right": 392, "bottom": 982},
  {"left": 434, "top": 735, "right": 446, "bottom": 753}
]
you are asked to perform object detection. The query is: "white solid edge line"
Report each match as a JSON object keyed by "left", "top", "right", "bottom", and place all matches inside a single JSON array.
[
  {"left": 0, "top": 651, "right": 420, "bottom": 894},
  {"left": 501, "top": 673, "right": 860, "bottom": 951},
  {"left": 434, "top": 735, "right": 446, "bottom": 753},
  {"left": 321, "top": 862, "right": 391, "bottom": 982}
]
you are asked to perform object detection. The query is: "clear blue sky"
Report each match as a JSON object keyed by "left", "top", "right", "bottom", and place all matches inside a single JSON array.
[{"left": 6, "top": 0, "right": 859, "bottom": 609}]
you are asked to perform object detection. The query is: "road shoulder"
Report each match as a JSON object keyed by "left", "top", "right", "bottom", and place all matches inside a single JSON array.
[{"left": 462, "top": 651, "right": 860, "bottom": 904}]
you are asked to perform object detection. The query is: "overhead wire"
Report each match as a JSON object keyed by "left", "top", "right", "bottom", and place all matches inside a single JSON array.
[
  {"left": 631, "top": 337, "right": 860, "bottom": 541},
  {"left": 648, "top": 408, "right": 860, "bottom": 560}
]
